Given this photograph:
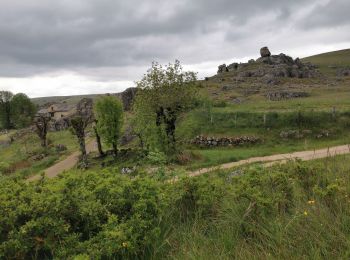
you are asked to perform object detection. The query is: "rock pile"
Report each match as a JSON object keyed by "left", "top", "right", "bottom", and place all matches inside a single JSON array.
[
  {"left": 217, "top": 47, "right": 320, "bottom": 80},
  {"left": 191, "top": 135, "right": 260, "bottom": 147},
  {"left": 337, "top": 68, "right": 350, "bottom": 77},
  {"left": 218, "top": 64, "right": 228, "bottom": 74},
  {"left": 266, "top": 91, "right": 309, "bottom": 101}
]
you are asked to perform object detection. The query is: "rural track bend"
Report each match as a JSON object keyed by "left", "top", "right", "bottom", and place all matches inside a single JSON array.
[
  {"left": 27, "top": 143, "right": 350, "bottom": 182},
  {"left": 27, "top": 140, "right": 97, "bottom": 182}
]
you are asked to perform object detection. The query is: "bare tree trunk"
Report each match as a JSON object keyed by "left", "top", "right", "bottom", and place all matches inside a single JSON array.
[
  {"left": 112, "top": 142, "right": 118, "bottom": 158},
  {"left": 93, "top": 126, "right": 104, "bottom": 157},
  {"left": 35, "top": 116, "right": 49, "bottom": 148},
  {"left": 79, "top": 136, "right": 88, "bottom": 167}
]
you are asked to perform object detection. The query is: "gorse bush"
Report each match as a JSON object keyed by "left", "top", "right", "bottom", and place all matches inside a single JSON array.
[
  {"left": 0, "top": 170, "right": 167, "bottom": 259},
  {"left": 1, "top": 156, "right": 350, "bottom": 259}
]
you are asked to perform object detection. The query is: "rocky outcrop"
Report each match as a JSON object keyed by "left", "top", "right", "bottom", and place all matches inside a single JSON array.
[
  {"left": 191, "top": 135, "right": 260, "bottom": 147},
  {"left": 260, "top": 47, "right": 271, "bottom": 57},
  {"left": 218, "top": 64, "right": 228, "bottom": 74},
  {"left": 266, "top": 91, "right": 309, "bottom": 101},
  {"left": 337, "top": 68, "right": 350, "bottom": 77},
  {"left": 217, "top": 47, "right": 320, "bottom": 80},
  {"left": 121, "top": 87, "right": 138, "bottom": 111}
]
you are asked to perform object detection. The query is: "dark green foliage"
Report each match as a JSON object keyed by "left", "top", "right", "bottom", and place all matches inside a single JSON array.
[
  {"left": 0, "top": 171, "right": 166, "bottom": 259},
  {"left": 10, "top": 93, "right": 36, "bottom": 129},
  {"left": 133, "top": 60, "right": 197, "bottom": 155},
  {"left": 0, "top": 91, "right": 36, "bottom": 129}
]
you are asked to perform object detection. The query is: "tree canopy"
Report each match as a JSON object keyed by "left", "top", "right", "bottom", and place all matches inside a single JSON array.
[
  {"left": 94, "top": 96, "right": 124, "bottom": 157},
  {"left": 133, "top": 60, "right": 197, "bottom": 154},
  {"left": 0, "top": 91, "right": 36, "bottom": 129}
]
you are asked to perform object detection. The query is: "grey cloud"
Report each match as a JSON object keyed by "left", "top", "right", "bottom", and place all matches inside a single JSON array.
[
  {"left": 0, "top": 0, "right": 348, "bottom": 80},
  {"left": 298, "top": 0, "right": 350, "bottom": 29}
]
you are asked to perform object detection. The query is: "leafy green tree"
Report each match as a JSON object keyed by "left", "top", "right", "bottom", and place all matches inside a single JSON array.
[
  {"left": 94, "top": 96, "right": 123, "bottom": 157},
  {"left": 10, "top": 93, "right": 36, "bottom": 128},
  {"left": 133, "top": 60, "right": 197, "bottom": 154},
  {"left": 0, "top": 91, "right": 13, "bottom": 129}
]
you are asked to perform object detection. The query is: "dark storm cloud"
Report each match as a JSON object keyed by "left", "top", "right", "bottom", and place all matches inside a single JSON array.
[{"left": 0, "top": 0, "right": 348, "bottom": 79}]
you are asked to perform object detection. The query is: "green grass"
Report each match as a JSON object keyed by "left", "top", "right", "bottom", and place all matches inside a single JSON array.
[
  {"left": 175, "top": 107, "right": 350, "bottom": 169},
  {"left": 0, "top": 130, "right": 78, "bottom": 177},
  {"left": 303, "top": 48, "right": 350, "bottom": 75},
  {"left": 161, "top": 154, "right": 350, "bottom": 259}
]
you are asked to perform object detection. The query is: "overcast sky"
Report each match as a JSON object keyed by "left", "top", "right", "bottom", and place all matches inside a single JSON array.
[{"left": 0, "top": 0, "right": 349, "bottom": 97}]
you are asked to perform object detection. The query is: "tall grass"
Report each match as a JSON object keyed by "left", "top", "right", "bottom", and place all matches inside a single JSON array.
[{"left": 156, "top": 155, "right": 350, "bottom": 259}]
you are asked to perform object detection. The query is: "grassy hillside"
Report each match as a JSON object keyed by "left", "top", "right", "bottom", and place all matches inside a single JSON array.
[
  {"left": 303, "top": 48, "right": 350, "bottom": 75},
  {"left": 31, "top": 94, "right": 104, "bottom": 106}
]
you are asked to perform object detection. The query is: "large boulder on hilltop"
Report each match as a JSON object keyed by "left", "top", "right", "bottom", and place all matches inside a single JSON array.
[
  {"left": 260, "top": 47, "right": 271, "bottom": 57},
  {"left": 227, "top": 63, "right": 239, "bottom": 71},
  {"left": 218, "top": 64, "right": 228, "bottom": 74}
]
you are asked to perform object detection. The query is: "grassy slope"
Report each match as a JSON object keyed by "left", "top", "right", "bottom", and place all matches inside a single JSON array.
[
  {"left": 303, "top": 48, "right": 350, "bottom": 75},
  {"left": 0, "top": 130, "right": 78, "bottom": 177}
]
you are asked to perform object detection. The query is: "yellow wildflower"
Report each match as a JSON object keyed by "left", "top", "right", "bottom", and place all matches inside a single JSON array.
[
  {"left": 303, "top": 211, "right": 308, "bottom": 216},
  {"left": 122, "top": 242, "right": 128, "bottom": 248},
  {"left": 307, "top": 200, "right": 315, "bottom": 205}
]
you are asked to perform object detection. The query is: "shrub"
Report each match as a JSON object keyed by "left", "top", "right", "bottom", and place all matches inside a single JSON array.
[{"left": 0, "top": 171, "right": 166, "bottom": 259}]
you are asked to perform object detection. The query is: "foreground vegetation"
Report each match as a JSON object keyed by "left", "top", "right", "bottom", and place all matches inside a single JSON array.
[{"left": 1, "top": 154, "right": 350, "bottom": 259}]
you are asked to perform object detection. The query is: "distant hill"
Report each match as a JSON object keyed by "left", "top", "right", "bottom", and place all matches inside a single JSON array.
[
  {"left": 32, "top": 94, "right": 110, "bottom": 107},
  {"left": 302, "top": 49, "right": 350, "bottom": 75}
]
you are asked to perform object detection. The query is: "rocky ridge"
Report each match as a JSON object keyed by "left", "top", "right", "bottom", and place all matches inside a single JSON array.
[{"left": 217, "top": 47, "right": 320, "bottom": 79}]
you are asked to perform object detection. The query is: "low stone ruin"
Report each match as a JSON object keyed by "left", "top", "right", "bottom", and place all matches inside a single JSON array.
[
  {"left": 266, "top": 91, "right": 309, "bottom": 101},
  {"left": 217, "top": 47, "right": 320, "bottom": 79},
  {"left": 191, "top": 135, "right": 260, "bottom": 147}
]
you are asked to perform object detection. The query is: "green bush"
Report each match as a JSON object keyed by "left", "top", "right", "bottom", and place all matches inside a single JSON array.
[{"left": 0, "top": 171, "right": 166, "bottom": 259}]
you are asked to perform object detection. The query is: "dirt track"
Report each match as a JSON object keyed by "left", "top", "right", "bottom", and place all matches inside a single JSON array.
[
  {"left": 27, "top": 141, "right": 97, "bottom": 182},
  {"left": 189, "top": 144, "right": 350, "bottom": 177},
  {"left": 27, "top": 143, "right": 350, "bottom": 182}
]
